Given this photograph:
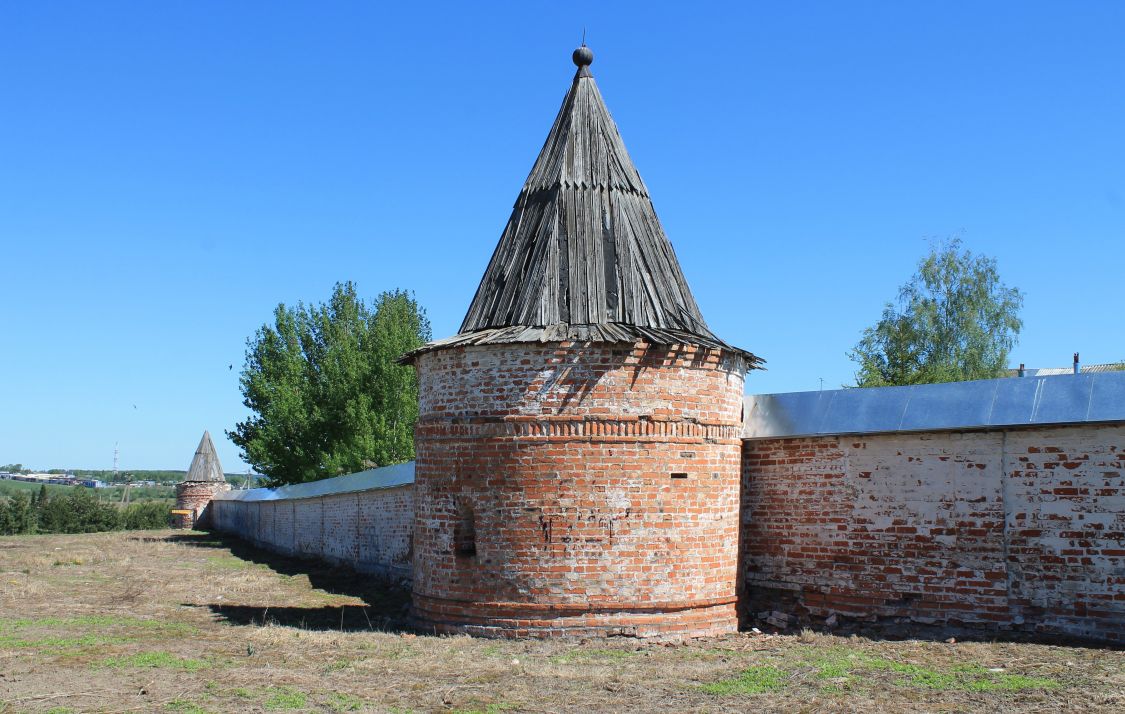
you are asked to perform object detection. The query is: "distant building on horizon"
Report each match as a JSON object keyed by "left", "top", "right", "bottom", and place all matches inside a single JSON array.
[{"left": 1009, "top": 362, "right": 1124, "bottom": 378}]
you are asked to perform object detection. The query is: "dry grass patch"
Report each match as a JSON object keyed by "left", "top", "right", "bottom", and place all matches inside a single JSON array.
[{"left": 1, "top": 530, "right": 1122, "bottom": 713}]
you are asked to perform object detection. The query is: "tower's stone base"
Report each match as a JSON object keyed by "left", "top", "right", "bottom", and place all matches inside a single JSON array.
[{"left": 412, "top": 594, "right": 738, "bottom": 640}]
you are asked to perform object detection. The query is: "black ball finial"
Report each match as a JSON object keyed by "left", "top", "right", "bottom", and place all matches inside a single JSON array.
[{"left": 572, "top": 44, "right": 594, "bottom": 68}]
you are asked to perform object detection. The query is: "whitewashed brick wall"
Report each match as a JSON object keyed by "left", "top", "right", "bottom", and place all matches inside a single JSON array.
[
  {"left": 210, "top": 486, "right": 413, "bottom": 582},
  {"left": 742, "top": 424, "right": 1125, "bottom": 641}
]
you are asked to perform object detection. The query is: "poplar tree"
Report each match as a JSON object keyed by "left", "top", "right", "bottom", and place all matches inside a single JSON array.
[
  {"left": 229, "top": 283, "right": 431, "bottom": 486},
  {"left": 850, "top": 238, "right": 1024, "bottom": 387}
]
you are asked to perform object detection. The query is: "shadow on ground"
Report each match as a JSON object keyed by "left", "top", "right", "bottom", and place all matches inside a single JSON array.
[
  {"left": 136, "top": 532, "right": 1123, "bottom": 648},
  {"left": 201, "top": 603, "right": 407, "bottom": 632},
  {"left": 134, "top": 531, "right": 412, "bottom": 633}
]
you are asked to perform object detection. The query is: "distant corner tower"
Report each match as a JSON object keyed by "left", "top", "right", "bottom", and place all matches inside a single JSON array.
[
  {"left": 402, "top": 45, "right": 762, "bottom": 639},
  {"left": 173, "top": 431, "right": 231, "bottom": 529}
]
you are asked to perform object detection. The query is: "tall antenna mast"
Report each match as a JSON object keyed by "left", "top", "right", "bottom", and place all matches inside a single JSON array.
[{"left": 113, "top": 442, "right": 119, "bottom": 481}]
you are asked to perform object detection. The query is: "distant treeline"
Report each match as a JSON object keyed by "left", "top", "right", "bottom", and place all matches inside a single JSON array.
[
  {"left": 0, "top": 479, "right": 176, "bottom": 502},
  {"left": 0, "top": 486, "right": 172, "bottom": 536},
  {"left": 1, "top": 465, "right": 249, "bottom": 485}
]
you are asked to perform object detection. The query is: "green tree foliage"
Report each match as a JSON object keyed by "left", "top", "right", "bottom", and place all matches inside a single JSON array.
[
  {"left": 0, "top": 487, "right": 172, "bottom": 536},
  {"left": 37, "top": 489, "right": 121, "bottom": 533},
  {"left": 2, "top": 492, "right": 35, "bottom": 534},
  {"left": 34, "top": 492, "right": 60, "bottom": 533},
  {"left": 850, "top": 238, "right": 1024, "bottom": 387},
  {"left": 229, "top": 283, "right": 431, "bottom": 486},
  {"left": 121, "top": 501, "right": 173, "bottom": 530}
]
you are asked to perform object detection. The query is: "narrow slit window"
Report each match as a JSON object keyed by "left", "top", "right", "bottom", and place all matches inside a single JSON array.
[
  {"left": 670, "top": 472, "right": 689, "bottom": 480},
  {"left": 454, "top": 502, "right": 477, "bottom": 557}
]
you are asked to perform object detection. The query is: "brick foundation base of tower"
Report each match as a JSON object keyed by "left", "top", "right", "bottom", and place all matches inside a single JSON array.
[{"left": 410, "top": 342, "right": 747, "bottom": 639}]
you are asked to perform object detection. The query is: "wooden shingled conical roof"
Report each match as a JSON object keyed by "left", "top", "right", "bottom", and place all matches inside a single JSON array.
[
  {"left": 184, "top": 431, "right": 226, "bottom": 483},
  {"left": 404, "top": 46, "right": 760, "bottom": 368}
]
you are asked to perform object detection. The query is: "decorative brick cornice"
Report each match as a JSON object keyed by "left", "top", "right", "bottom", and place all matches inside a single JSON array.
[{"left": 415, "top": 415, "right": 743, "bottom": 442}]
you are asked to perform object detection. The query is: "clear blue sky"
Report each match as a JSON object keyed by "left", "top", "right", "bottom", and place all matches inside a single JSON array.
[{"left": 2, "top": 2, "right": 1122, "bottom": 471}]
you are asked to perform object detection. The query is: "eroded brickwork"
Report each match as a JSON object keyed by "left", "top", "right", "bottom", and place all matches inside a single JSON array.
[
  {"left": 741, "top": 425, "right": 1125, "bottom": 640},
  {"left": 1004, "top": 426, "right": 1125, "bottom": 640},
  {"left": 412, "top": 342, "right": 746, "bottom": 638}
]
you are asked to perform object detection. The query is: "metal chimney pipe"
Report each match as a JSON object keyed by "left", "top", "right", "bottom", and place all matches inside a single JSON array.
[
  {"left": 1018, "top": 363, "right": 1025, "bottom": 378},
  {"left": 1073, "top": 352, "right": 1080, "bottom": 375}
]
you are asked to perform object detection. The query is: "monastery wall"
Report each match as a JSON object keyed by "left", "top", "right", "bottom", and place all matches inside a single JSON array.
[
  {"left": 210, "top": 479, "right": 414, "bottom": 583},
  {"left": 200, "top": 375, "right": 1124, "bottom": 642},
  {"left": 741, "top": 423, "right": 1125, "bottom": 641}
]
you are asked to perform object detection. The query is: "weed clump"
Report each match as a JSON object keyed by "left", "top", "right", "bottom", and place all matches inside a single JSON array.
[
  {"left": 264, "top": 686, "right": 308, "bottom": 710},
  {"left": 701, "top": 646, "right": 1062, "bottom": 696},
  {"left": 101, "top": 651, "right": 210, "bottom": 671},
  {"left": 702, "top": 665, "right": 788, "bottom": 694}
]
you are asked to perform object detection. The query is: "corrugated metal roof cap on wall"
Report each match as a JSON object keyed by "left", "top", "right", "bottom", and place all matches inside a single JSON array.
[
  {"left": 214, "top": 461, "right": 415, "bottom": 502},
  {"left": 743, "top": 371, "right": 1125, "bottom": 440}
]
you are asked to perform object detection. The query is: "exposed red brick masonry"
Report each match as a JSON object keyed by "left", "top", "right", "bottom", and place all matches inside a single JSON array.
[
  {"left": 411, "top": 341, "right": 747, "bottom": 638},
  {"left": 207, "top": 416, "right": 1123, "bottom": 641},
  {"left": 174, "top": 481, "right": 230, "bottom": 529},
  {"left": 741, "top": 425, "right": 1125, "bottom": 641}
]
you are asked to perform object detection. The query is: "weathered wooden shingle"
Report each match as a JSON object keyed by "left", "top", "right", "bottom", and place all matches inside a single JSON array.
[
  {"left": 184, "top": 431, "right": 226, "bottom": 483},
  {"left": 407, "top": 47, "right": 761, "bottom": 368}
]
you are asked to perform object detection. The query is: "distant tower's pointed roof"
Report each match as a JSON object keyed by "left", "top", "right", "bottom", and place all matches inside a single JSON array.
[
  {"left": 404, "top": 46, "right": 760, "bottom": 367},
  {"left": 184, "top": 431, "right": 225, "bottom": 483}
]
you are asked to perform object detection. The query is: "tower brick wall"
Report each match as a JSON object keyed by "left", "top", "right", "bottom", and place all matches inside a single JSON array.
[
  {"left": 174, "top": 481, "right": 231, "bottom": 529},
  {"left": 411, "top": 341, "right": 746, "bottom": 638}
]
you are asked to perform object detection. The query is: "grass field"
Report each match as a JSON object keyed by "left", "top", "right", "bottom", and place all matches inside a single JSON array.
[{"left": 1, "top": 530, "right": 1121, "bottom": 713}]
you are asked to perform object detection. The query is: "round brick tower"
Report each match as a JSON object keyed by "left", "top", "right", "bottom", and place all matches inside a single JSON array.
[
  {"left": 403, "top": 46, "right": 761, "bottom": 639},
  {"left": 174, "top": 431, "right": 231, "bottom": 529}
]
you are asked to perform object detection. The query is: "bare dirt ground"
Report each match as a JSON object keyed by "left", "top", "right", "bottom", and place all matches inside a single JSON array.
[{"left": 1, "top": 530, "right": 1122, "bottom": 713}]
